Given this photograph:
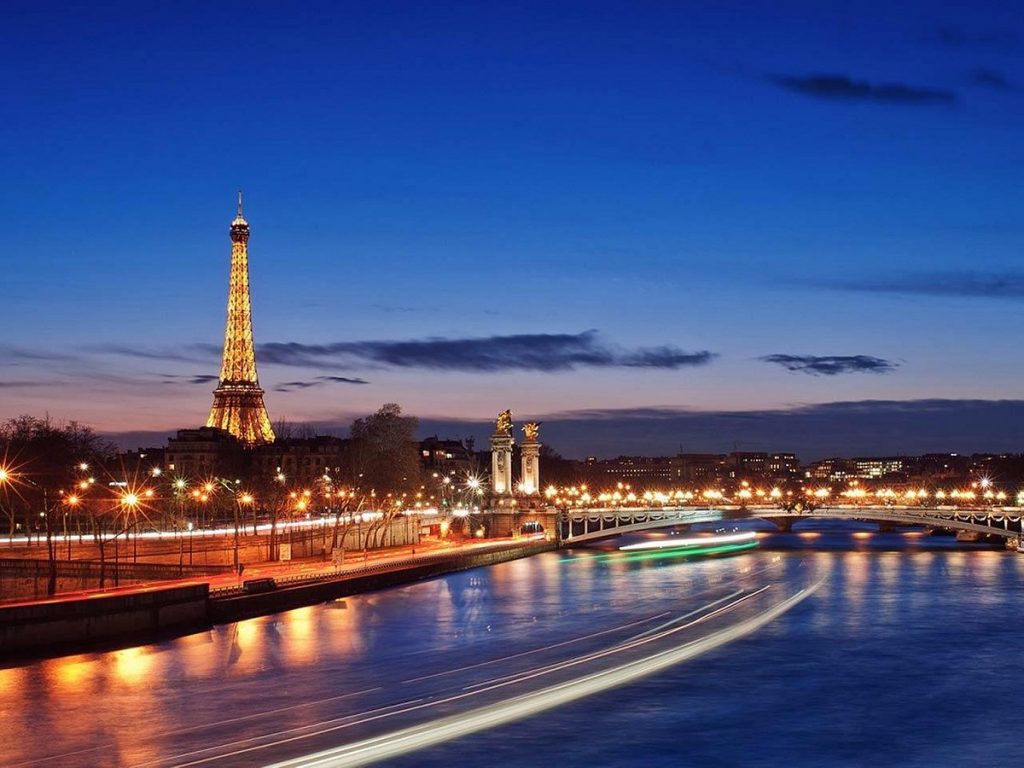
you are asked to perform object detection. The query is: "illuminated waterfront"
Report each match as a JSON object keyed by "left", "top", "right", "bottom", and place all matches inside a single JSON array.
[{"left": 2, "top": 525, "right": 1020, "bottom": 767}]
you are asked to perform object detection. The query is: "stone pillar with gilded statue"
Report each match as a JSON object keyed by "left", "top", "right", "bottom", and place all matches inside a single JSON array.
[
  {"left": 519, "top": 422, "right": 541, "bottom": 495},
  {"left": 490, "top": 409, "right": 514, "bottom": 496}
]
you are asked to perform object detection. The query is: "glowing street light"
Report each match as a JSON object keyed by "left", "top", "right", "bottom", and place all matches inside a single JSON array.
[{"left": 232, "top": 492, "right": 254, "bottom": 574}]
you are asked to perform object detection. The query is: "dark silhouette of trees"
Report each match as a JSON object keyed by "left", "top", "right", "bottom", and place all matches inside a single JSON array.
[
  {"left": 0, "top": 415, "right": 116, "bottom": 594},
  {"left": 348, "top": 404, "right": 421, "bottom": 547}
]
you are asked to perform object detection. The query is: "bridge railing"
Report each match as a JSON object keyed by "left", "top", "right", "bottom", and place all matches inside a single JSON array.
[{"left": 556, "top": 504, "right": 1024, "bottom": 543}]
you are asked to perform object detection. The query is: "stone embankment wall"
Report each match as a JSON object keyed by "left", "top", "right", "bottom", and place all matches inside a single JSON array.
[
  {"left": 1, "top": 540, "right": 556, "bottom": 660},
  {"left": 210, "top": 540, "right": 557, "bottom": 623},
  {"left": 0, "top": 583, "right": 209, "bottom": 658}
]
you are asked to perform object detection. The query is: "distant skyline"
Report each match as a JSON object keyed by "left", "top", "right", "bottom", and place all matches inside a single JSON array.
[{"left": 2, "top": 1, "right": 1023, "bottom": 459}]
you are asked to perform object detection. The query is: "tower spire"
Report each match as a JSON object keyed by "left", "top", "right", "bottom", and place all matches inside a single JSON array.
[{"left": 206, "top": 194, "right": 275, "bottom": 445}]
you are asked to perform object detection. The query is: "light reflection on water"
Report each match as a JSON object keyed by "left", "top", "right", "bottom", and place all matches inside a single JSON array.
[{"left": 0, "top": 530, "right": 1021, "bottom": 767}]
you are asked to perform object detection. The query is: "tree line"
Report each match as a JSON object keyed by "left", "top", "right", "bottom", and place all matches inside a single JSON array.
[{"left": 0, "top": 405, "right": 425, "bottom": 594}]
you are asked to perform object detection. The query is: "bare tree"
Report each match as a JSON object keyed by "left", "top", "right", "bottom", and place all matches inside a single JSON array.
[
  {"left": 348, "top": 404, "right": 420, "bottom": 550},
  {"left": 0, "top": 416, "right": 116, "bottom": 594}
]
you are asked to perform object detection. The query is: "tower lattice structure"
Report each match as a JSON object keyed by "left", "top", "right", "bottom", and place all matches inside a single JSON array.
[{"left": 206, "top": 192, "right": 276, "bottom": 445}]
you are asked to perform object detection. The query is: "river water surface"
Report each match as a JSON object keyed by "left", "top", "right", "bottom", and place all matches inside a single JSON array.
[{"left": 2, "top": 525, "right": 1022, "bottom": 767}]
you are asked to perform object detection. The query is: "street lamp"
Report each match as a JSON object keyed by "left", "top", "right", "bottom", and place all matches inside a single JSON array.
[
  {"left": 63, "top": 493, "right": 79, "bottom": 559},
  {"left": 234, "top": 491, "right": 254, "bottom": 574},
  {"left": 120, "top": 490, "right": 143, "bottom": 565}
]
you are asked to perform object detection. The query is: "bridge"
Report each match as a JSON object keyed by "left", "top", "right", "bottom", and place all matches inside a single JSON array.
[{"left": 556, "top": 505, "right": 1024, "bottom": 547}]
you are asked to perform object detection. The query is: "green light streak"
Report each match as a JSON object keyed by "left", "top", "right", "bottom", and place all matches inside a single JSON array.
[
  {"left": 562, "top": 540, "right": 758, "bottom": 565},
  {"left": 616, "top": 540, "right": 758, "bottom": 563}
]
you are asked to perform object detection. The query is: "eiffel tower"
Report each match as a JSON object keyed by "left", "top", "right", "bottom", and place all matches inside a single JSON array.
[{"left": 206, "top": 192, "right": 276, "bottom": 445}]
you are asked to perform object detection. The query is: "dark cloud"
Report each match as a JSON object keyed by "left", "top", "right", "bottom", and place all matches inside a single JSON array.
[
  {"left": 759, "top": 354, "right": 898, "bottom": 376},
  {"left": 772, "top": 74, "right": 957, "bottom": 104},
  {"left": 319, "top": 376, "right": 370, "bottom": 385},
  {"left": 86, "top": 333, "right": 713, "bottom": 373},
  {"left": 0, "top": 380, "right": 53, "bottom": 388},
  {"left": 275, "top": 375, "right": 369, "bottom": 392},
  {"left": 816, "top": 271, "right": 1024, "bottom": 300},
  {"left": 970, "top": 69, "right": 1013, "bottom": 90},
  {"left": 157, "top": 373, "right": 219, "bottom": 386},
  {"left": 257, "top": 331, "right": 715, "bottom": 372}
]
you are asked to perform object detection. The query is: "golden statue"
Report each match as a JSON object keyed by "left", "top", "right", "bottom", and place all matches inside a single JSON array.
[
  {"left": 496, "top": 409, "right": 513, "bottom": 435},
  {"left": 522, "top": 422, "right": 540, "bottom": 441}
]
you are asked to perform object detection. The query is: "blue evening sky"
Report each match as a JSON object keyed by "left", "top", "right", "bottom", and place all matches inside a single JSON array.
[{"left": 1, "top": 1, "right": 1023, "bottom": 456}]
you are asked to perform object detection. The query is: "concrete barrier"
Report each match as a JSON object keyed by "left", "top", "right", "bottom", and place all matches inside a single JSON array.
[{"left": 0, "top": 583, "right": 210, "bottom": 659}]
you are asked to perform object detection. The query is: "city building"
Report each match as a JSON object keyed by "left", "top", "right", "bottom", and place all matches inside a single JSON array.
[{"left": 165, "top": 427, "right": 243, "bottom": 479}]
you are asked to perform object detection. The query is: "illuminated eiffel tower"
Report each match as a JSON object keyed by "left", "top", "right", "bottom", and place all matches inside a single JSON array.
[{"left": 206, "top": 192, "right": 276, "bottom": 445}]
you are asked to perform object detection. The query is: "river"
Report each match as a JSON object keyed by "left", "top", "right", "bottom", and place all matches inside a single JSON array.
[{"left": 2, "top": 523, "right": 1021, "bottom": 767}]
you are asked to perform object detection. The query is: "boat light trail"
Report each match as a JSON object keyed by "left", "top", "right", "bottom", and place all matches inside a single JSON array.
[
  {"left": 619, "top": 531, "right": 757, "bottom": 551},
  {"left": 265, "top": 581, "right": 823, "bottom": 768}
]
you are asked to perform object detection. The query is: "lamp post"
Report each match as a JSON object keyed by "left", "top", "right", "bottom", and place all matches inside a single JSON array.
[
  {"left": 235, "top": 492, "right": 254, "bottom": 574},
  {"left": 117, "top": 491, "right": 141, "bottom": 584},
  {"left": 63, "top": 493, "right": 79, "bottom": 560}
]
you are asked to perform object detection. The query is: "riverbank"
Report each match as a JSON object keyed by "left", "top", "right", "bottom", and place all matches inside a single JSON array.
[{"left": 0, "top": 538, "right": 556, "bottom": 663}]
